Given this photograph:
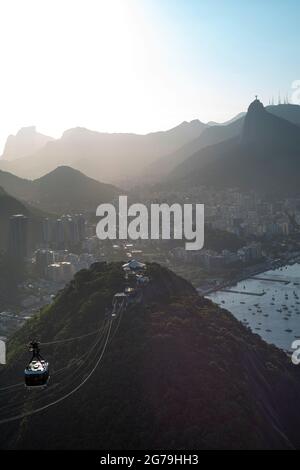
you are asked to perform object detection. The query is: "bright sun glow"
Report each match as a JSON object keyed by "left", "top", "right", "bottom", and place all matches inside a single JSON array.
[
  {"left": 0, "top": 0, "right": 174, "bottom": 149},
  {"left": 0, "top": 0, "right": 297, "bottom": 152}
]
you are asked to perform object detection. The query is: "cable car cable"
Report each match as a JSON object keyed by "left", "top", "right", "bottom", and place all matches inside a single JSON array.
[
  {"left": 40, "top": 329, "right": 103, "bottom": 346},
  {"left": 0, "top": 319, "right": 107, "bottom": 392},
  {"left": 0, "top": 323, "right": 108, "bottom": 424},
  {"left": 0, "top": 319, "right": 112, "bottom": 425},
  {"left": 0, "top": 323, "right": 109, "bottom": 419},
  {"left": 0, "top": 323, "right": 109, "bottom": 420}
]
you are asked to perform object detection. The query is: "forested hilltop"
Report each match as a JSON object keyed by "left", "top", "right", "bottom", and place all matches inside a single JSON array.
[{"left": 1, "top": 262, "right": 300, "bottom": 449}]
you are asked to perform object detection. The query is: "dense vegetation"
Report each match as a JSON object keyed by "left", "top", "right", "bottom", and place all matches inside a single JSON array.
[{"left": 1, "top": 262, "right": 300, "bottom": 449}]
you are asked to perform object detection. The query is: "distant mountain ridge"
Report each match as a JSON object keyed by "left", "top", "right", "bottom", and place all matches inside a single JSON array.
[
  {"left": 150, "top": 103, "right": 300, "bottom": 181},
  {"left": 34, "top": 166, "right": 119, "bottom": 213},
  {"left": 0, "top": 166, "right": 120, "bottom": 214},
  {"left": 2, "top": 126, "right": 54, "bottom": 161},
  {"left": 2, "top": 103, "right": 300, "bottom": 186},
  {"left": 167, "top": 100, "right": 300, "bottom": 194},
  {"left": 147, "top": 117, "right": 244, "bottom": 179},
  {"left": 0, "top": 120, "right": 207, "bottom": 183},
  {"left": 266, "top": 103, "right": 300, "bottom": 126}
]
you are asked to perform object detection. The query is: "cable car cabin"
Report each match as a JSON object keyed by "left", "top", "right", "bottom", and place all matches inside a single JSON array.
[
  {"left": 112, "top": 293, "right": 128, "bottom": 318},
  {"left": 112, "top": 292, "right": 128, "bottom": 307},
  {"left": 24, "top": 341, "right": 49, "bottom": 389},
  {"left": 124, "top": 287, "right": 137, "bottom": 302},
  {"left": 24, "top": 360, "right": 49, "bottom": 388}
]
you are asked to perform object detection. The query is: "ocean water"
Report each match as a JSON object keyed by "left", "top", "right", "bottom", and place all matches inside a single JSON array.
[{"left": 207, "top": 263, "right": 300, "bottom": 351}]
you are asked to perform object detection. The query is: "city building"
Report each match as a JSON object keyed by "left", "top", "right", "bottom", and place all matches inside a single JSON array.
[
  {"left": 8, "top": 214, "right": 28, "bottom": 260},
  {"left": 35, "top": 249, "right": 55, "bottom": 276}
]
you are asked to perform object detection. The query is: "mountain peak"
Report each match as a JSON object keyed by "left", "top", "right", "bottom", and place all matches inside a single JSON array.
[
  {"left": 242, "top": 97, "right": 300, "bottom": 149},
  {"left": 2, "top": 127, "right": 54, "bottom": 162},
  {"left": 44, "top": 165, "right": 81, "bottom": 176},
  {"left": 247, "top": 97, "right": 265, "bottom": 114},
  {"left": 242, "top": 98, "right": 271, "bottom": 144},
  {"left": 33, "top": 165, "right": 119, "bottom": 213},
  {"left": 61, "top": 127, "right": 91, "bottom": 139},
  {"left": 16, "top": 126, "right": 37, "bottom": 136},
  {"left": 34, "top": 165, "right": 93, "bottom": 185}
]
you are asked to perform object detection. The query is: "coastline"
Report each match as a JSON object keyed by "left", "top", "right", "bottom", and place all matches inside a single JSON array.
[{"left": 198, "top": 252, "right": 300, "bottom": 297}]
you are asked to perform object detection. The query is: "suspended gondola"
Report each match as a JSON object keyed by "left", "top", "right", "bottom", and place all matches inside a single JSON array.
[{"left": 24, "top": 340, "right": 49, "bottom": 389}]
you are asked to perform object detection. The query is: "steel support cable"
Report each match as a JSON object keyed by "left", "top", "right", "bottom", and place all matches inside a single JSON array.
[
  {"left": 1, "top": 302, "right": 124, "bottom": 419},
  {"left": 109, "top": 301, "right": 126, "bottom": 343},
  {"left": 0, "top": 323, "right": 109, "bottom": 416},
  {"left": 4, "top": 324, "right": 109, "bottom": 416},
  {"left": 42, "top": 323, "right": 109, "bottom": 398},
  {"left": 40, "top": 328, "right": 104, "bottom": 346},
  {"left": 0, "top": 342, "right": 97, "bottom": 394},
  {"left": 0, "top": 319, "right": 107, "bottom": 392},
  {"left": 52, "top": 333, "right": 105, "bottom": 375},
  {"left": 0, "top": 327, "right": 106, "bottom": 409},
  {"left": 0, "top": 335, "right": 106, "bottom": 418},
  {"left": 0, "top": 319, "right": 112, "bottom": 425},
  {"left": 0, "top": 339, "right": 100, "bottom": 394}
]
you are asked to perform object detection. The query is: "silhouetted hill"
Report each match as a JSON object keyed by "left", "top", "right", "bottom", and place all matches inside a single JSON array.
[
  {"left": 2, "top": 127, "right": 54, "bottom": 161},
  {"left": 151, "top": 103, "right": 300, "bottom": 181},
  {"left": 3, "top": 104, "right": 299, "bottom": 185},
  {"left": 0, "top": 170, "right": 35, "bottom": 201},
  {"left": 0, "top": 167, "right": 120, "bottom": 214},
  {"left": 33, "top": 166, "right": 120, "bottom": 213},
  {"left": 1, "top": 262, "right": 300, "bottom": 449},
  {"left": 242, "top": 99, "right": 300, "bottom": 147},
  {"left": 266, "top": 103, "right": 300, "bottom": 126},
  {"left": 169, "top": 100, "right": 300, "bottom": 194},
  {"left": 0, "top": 121, "right": 206, "bottom": 183},
  {"left": 146, "top": 116, "right": 244, "bottom": 180}
]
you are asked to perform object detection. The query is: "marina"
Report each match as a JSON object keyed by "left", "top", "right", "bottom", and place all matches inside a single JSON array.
[
  {"left": 207, "top": 263, "right": 300, "bottom": 352},
  {"left": 220, "top": 289, "right": 265, "bottom": 296}
]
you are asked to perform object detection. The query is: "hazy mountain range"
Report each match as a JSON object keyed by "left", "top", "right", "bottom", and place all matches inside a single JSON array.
[
  {"left": 1, "top": 102, "right": 300, "bottom": 194},
  {"left": 0, "top": 111, "right": 258, "bottom": 184},
  {"left": 166, "top": 100, "right": 300, "bottom": 194},
  {"left": 150, "top": 103, "right": 300, "bottom": 181},
  {"left": 0, "top": 120, "right": 208, "bottom": 183},
  {"left": 0, "top": 166, "right": 120, "bottom": 214},
  {"left": 2, "top": 126, "right": 54, "bottom": 161}
]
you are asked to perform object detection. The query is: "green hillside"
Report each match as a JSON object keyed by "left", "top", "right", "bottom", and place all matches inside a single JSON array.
[{"left": 1, "top": 262, "right": 300, "bottom": 449}]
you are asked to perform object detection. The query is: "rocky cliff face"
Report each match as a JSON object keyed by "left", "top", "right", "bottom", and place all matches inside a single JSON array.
[{"left": 2, "top": 127, "right": 54, "bottom": 161}]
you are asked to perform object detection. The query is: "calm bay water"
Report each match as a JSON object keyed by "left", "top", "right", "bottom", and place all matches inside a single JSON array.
[{"left": 207, "top": 263, "right": 300, "bottom": 351}]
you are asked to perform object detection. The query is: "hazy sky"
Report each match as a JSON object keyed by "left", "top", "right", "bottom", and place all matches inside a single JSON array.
[{"left": 0, "top": 0, "right": 299, "bottom": 151}]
